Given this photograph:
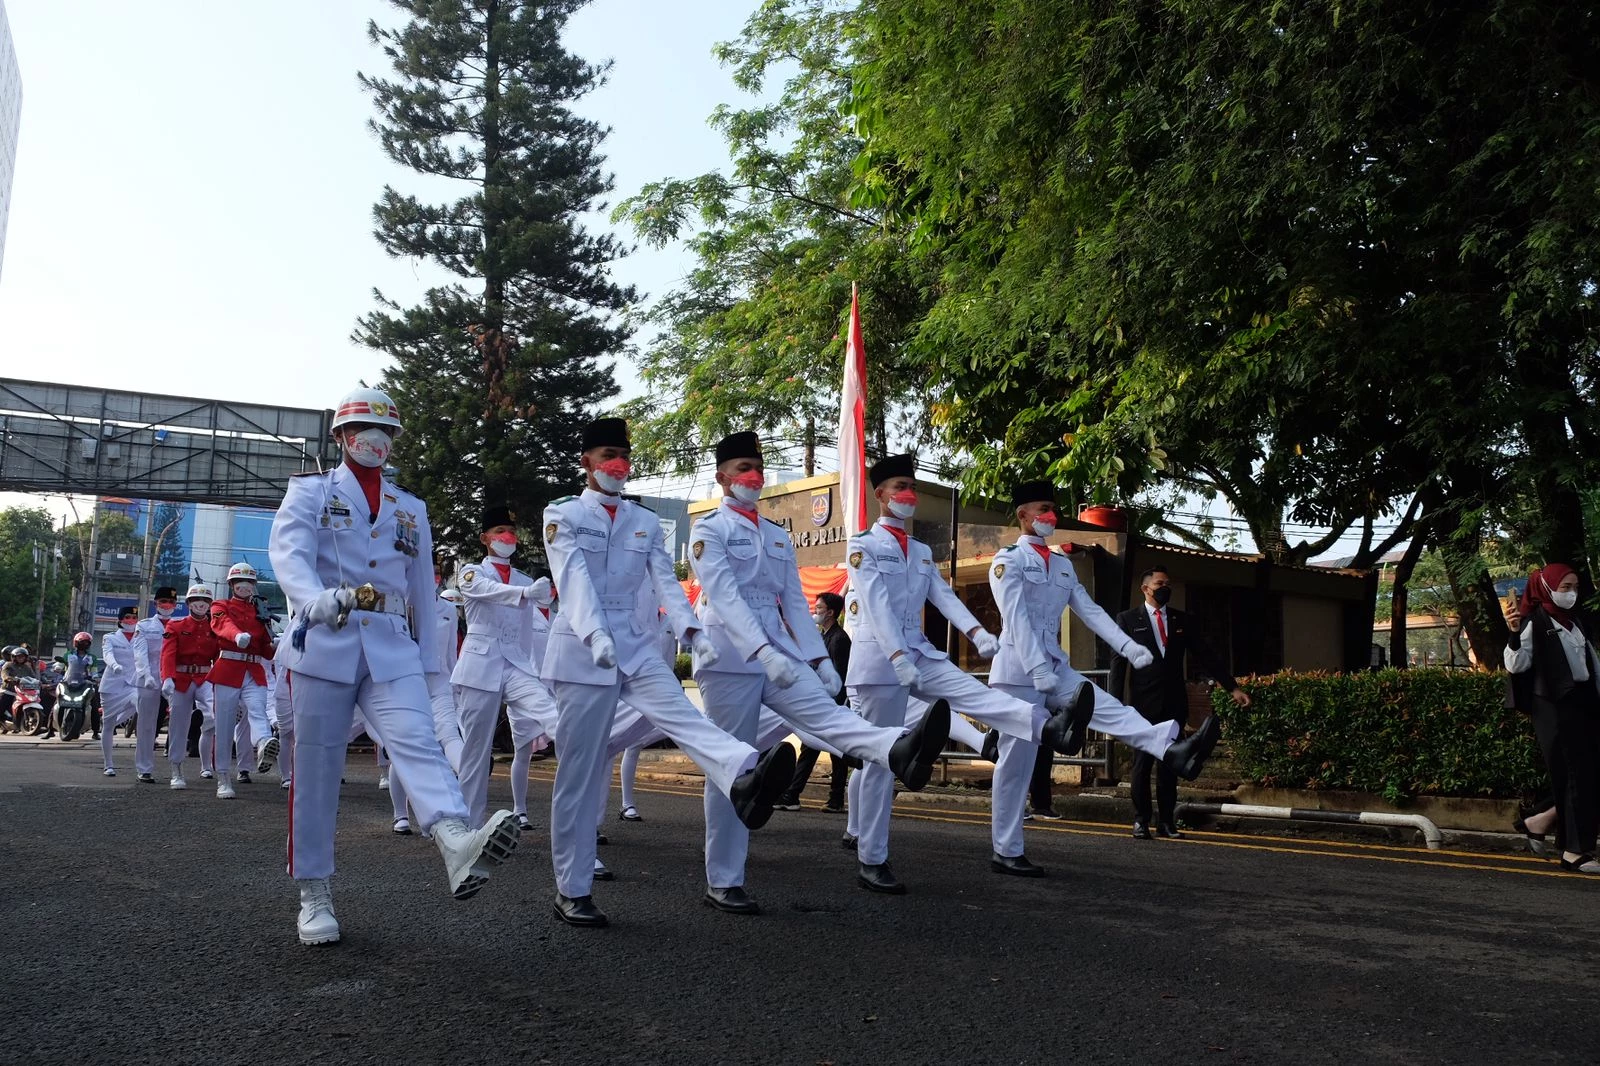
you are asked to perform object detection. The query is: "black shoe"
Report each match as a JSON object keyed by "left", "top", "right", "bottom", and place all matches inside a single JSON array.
[
  {"left": 887, "top": 698, "right": 950, "bottom": 792},
  {"left": 823, "top": 802, "right": 846, "bottom": 814},
  {"left": 1157, "top": 821, "right": 1185, "bottom": 839},
  {"left": 1559, "top": 853, "right": 1600, "bottom": 874},
  {"left": 1132, "top": 821, "right": 1152, "bottom": 840},
  {"left": 137, "top": 773, "right": 155, "bottom": 784},
  {"left": 1162, "top": 715, "right": 1220, "bottom": 782},
  {"left": 840, "top": 833, "right": 858, "bottom": 851},
  {"left": 593, "top": 860, "right": 615, "bottom": 882},
  {"left": 237, "top": 770, "right": 252, "bottom": 784},
  {"left": 857, "top": 861, "right": 906, "bottom": 894},
  {"left": 92, "top": 732, "right": 100, "bottom": 740},
  {"left": 595, "top": 829, "right": 608, "bottom": 846},
  {"left": 703, "top": 885, "right": 761, "bottom": 915},
  {"left": 553, "top": 893, "right": 609, "bottom": 927},
  {"left": 774, "top": 800, "right": 802, "bottom": 811},
  {"left": 1513, "top": 816, "right": 1553, "bottom": 858},
  {"left": 186, "top": 746, "right": 200, "bottom": 758},
  {"left": 729, "top": 743, "right": 797, "bottom": 832},
  {"left": 841, "top": 754, "right": 864, "bottom": 770},
  {"left": 990, "top": 853, "right": 1045, "bottom": 877},
  {"left": 980, "top": 727, "right": 1000, "bottom": 764},
  {"left": 1041, "top": 681, "right": 1096, "bottom": 756},
  {"left": 1033, "top": 807, "right": 1063, "bottom": 821}
]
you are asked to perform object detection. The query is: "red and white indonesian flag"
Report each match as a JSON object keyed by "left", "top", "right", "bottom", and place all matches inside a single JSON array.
[{"left": 838, "top": 284, "right": 869, "bottom": 534}]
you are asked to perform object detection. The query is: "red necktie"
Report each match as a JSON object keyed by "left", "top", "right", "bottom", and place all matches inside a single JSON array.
[
  {"left": 885, "top": 526, "right": 908, "bottom": 556},
  {"left": 602, "top": 504, "right": 617, "bottom": 522},
  {"left": 492, "top": 562, "right": 510, "bottom": 583},
  {"left": 1030, "top": 542, "right": 1051, "bottom": 563},
  {"left": 1155, "top": 608, "right": 1168, "bottom": 650},
  {"left": 729, "top": 504, "right": 760, "bottom": 527}
]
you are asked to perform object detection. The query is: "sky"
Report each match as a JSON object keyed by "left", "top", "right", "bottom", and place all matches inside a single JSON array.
[{"left": 0, "top": 0, "right": 764, "bottom": 516}]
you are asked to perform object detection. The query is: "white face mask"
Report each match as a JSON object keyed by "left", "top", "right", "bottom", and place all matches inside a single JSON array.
[
  {"left": 1552, "top": 589, "right": 1578, "bottom": 610},
  {"left": 489, "top": 539, "right": 516, "bottom": 559},
  {"left": 811, "top": 611, "right": 827, "bottom": 626},
  {"left": 233, "top": 582, "right": 256, "bottom": 599},
  {"left": 1030, "top": 519, "right": 1057, "bottom": 539},
  {"left": 346, "top": 427, "right": 392, "bottom": 469},
  {"left": 155, "top": 606, "right": 174, "bottom": 620},
  {"left": 119, "top": 622, "right": 136, "bottom": 633}
]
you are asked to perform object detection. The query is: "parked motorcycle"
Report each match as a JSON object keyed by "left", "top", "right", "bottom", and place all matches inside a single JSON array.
[
  {"left": 12, "top": 679, "right": 44, "bottom": 735},
  {"left": 56, "top": 675, "right": 99, "bottom": 743}
]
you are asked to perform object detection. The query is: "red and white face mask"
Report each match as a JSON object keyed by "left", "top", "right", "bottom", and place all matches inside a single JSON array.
[
  {"left": 887, "top": 490, "right": 918, "bottom": 519},
  {"left": 595, "top": 458, "right": 632, "bottom": 494},
  {"left": 1030, "top": 514, "right": 1057, "bottom": 539},
  {"left": 488, "top": 532, "right": 517, "bottom": 559},
  {"left": 728, "top": 470, "right": 764, "bottom": 505}
]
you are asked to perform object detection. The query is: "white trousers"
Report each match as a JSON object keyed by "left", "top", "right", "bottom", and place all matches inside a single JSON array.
[
  {"left": 698, "top": 669, "right": 901, "bottom": 889},
  {"left": 457, "top": 667, "right": 557, "bottom": 828},
  {"left": 550, "top": 657, "right": 757, "bottom": 899},
  {"left": 167, "top": 683, "right": 215, "bottom": 774},
  {"left": 426, "top": 673, "right": 464, "bottom": 776},
  {"left": 272, "top": 678, "right": 294, "bottom": 781},
  {"left": 99, "top": 688, "right": 137, "bottom": 771},
  {"left": 286, "top": 665, "right": 468, "bottom": 881},
  {"left": 213, "top": 677, "right": 271, "bottom": 775},
  {"left": 131, "top": 686, "right": 161, "bottom": 775}
]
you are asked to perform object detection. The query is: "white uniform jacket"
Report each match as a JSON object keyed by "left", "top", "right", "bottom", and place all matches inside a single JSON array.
[
  {"left": 844, "top": 517, "right": 982, "bottom": 686},
  {"left": 132, "top": 616, "right": 165, "bottom": 689},
  {"left": 434, "top": 594, "right": 462, "bottom": 676},
  {"left": 988, "top": 535, "right": 1134, "bottom": 687},
  {"left": 451, "top": 556, "right": 537, "bottom": 691},
  {"left": 541, "top": 489, "right": 696, "bottom": 685},
  {"left": 101, "top": 630, "right": 139, "bottom": 696},
  {"left": 689, "top": 498, "right": 827, "bottom": 674},
  {"left": 268, "top": 465, "right": 437, "bottom": 685}
]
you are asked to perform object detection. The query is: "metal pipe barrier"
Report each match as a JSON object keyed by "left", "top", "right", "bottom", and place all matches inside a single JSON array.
[
  {"left": 938, "top": 669, "right": 1118, "bottom": 785},
  {"left": 1178, "top": 802, "right": 1444, "bottom": 850}
]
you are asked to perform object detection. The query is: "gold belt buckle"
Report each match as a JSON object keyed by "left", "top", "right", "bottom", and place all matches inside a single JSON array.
[{"left": 354, "top": 583, "right": 382, "bottom": 612}]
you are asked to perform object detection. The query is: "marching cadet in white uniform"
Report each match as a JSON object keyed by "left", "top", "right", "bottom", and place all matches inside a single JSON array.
[
  {"left": 541, "top": 416, "right": 796, "bottom": 928},
  {"left": 986, "top": 480, "right": 1220, "bottom": 876},
  {"left": 130, "top": 586, "right": 178, "bottom": 783},
  {"left": 690, "top": 432, "right": 951, "bottom": 914},
  {"left": 452, "top": 505, "right": 560, "bottom": 829},
  {"left": 505, "top": 574, "right": 557, "bottom": 830},
  {"left": 99, "top": 606, "right": 142, "bottom": 777},
  {"left": 844, "top": 455, "right": 1090, "bottom": 894},
  {"left": 268, "top": 386, "right": 519, "bottom": 946},
  {"left": 431, "top": 579, "right": 466, "bottom": 774}
]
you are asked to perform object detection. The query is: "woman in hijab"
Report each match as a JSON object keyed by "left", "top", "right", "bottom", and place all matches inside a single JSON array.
[{"left": 1505, "top": 563, "right": 1600, "bottom": 873}]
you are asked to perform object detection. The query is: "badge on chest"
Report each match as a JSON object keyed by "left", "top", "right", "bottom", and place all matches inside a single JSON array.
[
  {"left": 394, "top": 509, "right": 420, "bottom": 556},
  {"left": 322, "top": 496, "right": 354, "bottom": 529}
]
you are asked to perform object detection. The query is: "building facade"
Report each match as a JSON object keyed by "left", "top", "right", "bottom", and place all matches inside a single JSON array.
[{"left": 0, "top": 0, "right": 19, "bottom": 281}]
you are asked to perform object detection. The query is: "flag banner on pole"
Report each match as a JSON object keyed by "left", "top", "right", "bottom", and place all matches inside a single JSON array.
[{"left": 838, "top": 284, "right": 869, "bottom": 534}]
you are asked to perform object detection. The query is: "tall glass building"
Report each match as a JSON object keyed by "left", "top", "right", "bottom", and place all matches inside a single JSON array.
[{"left": 0, "top": 0, "right": 19, "bottom": 281}]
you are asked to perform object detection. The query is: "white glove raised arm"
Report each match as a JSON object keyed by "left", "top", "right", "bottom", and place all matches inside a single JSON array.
[
  {"left": 814, "top": 659, "right": 843, "bottom": 698},
  {"left": 523, "top": 576, "right": 553, "bottom": 604},
  {"left": 755, "top": 644, "right": 798, "bottom": 688},
  {"left": 891, "top": 653, "right": 920, "bottom": 688},
  {"left": 306, "top": 587, "right": 355, "bottom": 629},
  {"left": 1030, "top": 663, "right": 1059, "bottom": 694},
  {"left": 1124, "top": 640, "right": 1154, "bottom": 670},
  {"left": 691, "top": 630, "right": 722, "bottom": 670},
  {"left": 971, "top": 629, "right": 1001, "bottom": 659},
  {"left": 589, "top": 630, "right": 617, "bottom": 669},
  {"left": 234, "top": 633, "right": 251, "bottom": 650}
]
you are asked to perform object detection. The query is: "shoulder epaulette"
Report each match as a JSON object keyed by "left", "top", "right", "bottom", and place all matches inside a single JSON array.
[
  {"left": 552, "top": 495, "right": 576, "bottom": 505},
  {"left": 629, "top": 500, "right": 658, "bottom": 516},
  {"left": 853, "top": 527, "right": 873, "bottom": 538},
  {"left": 998, "top": 544, "right": 1017, "bottom": 554},
  {"left": 291, "top": 470, "right": 332, "bottom": 478}
]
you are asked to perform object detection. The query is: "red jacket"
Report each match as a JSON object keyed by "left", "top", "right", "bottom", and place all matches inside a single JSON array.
[
  {"left": 161, "top": 613, "right": 219, "bottom": 692},
  {"left": 208, "top": 597, "right": 276, "bottom": 688}
]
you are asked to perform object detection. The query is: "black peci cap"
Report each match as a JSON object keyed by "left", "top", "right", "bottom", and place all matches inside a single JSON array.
[
  {"left": 714, "top": 431, "right": 762, "bottom": 466},
  {"left": 481, "top": 504, "right": 515, "bottom": 532},
  {"left": 581, "top": 417, "right": 630, "bottom": 452},
  {"left": 119, "top": 606, "right": 139, "bottom": 620},
  {"left": 154, "top": 586, "right": 178, "bottom": 600},
  {"left": 1010, "top": 480, "right": 1057, "bottom": 512},
  {"left": 869, "top": 453, "right": 916, "bottom": 487}
]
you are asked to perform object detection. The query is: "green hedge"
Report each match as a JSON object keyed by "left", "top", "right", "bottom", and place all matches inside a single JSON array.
[
  {"left": 1211, "top": 669, "right": 1544, "bottom": 804},
  {"left": 674, "top": 653, "right": 693, "bottom": 681}
]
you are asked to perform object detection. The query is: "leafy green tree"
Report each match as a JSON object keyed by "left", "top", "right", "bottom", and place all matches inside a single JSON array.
[
  {"left": 150, "top": 501, "right": 189, "bottom": 592},
  {"left": 0, "top": 508, "right": 73, "bottom": 648},
  {"left": 852, "top": 0, "right": 1600, "bottom": 599},
  {"left": 615, "top": 0, "right": 941, "bottom": 476},
  {"left": 356, "top": 0, "right": 630, "bottom": 553}
]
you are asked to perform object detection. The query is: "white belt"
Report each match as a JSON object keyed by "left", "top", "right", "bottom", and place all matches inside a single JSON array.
[
  {"left": 218, "top": 650, "right": 265, "bottom": 665},
  {"left": 740, "top": 590, "right": 777, "bottom": 607},
  {"left": 465, "top": 627, "right": 513, "bottom": 639},
  {"left": 349, "top": 585, "right": 409, "bottom": 617},
  {"left": 597, "top": 594, "right": 635, "bottom": 611},
  {"left": 176, "top": 664, "right": 210, "bottom": 674}
]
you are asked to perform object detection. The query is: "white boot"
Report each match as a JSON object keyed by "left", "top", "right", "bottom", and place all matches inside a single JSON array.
[
  {"left": 255, "top": 735, "right": 279, "bottom": 774},
  {"left": 377, "top": 771, "right": 389, "bottom": 791},
  {"left": 216, "top": 771, "right": 235, "bottom": 799},
  {"left": 432, "top": 811, "right": 520, "bottom": 900},
  {"left": 296, "top": 878, "right": 340, "bottom": 945},
  {"left": 170, "top": 767, "right": 188, "bottom": 790}
]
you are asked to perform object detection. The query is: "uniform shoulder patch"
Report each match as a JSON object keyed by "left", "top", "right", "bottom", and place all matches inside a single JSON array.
[
  {"left": 849, "top": 550, "right": 863, "bottom": 568},
  {"left": 993, "top": 563, "right": 1006, "bottom": 580},
  {"left": 460, "top": 567, "right": 477, "bottom": 587},
  {"left": 692, "top": 540, "right": 705, "bottom": 559},
  {"left": 544, "top": 521, "right": 558, "bottom": 543}
]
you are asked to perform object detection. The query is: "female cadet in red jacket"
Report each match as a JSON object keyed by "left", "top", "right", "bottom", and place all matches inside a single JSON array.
[{"left": 208, "top": 562, "right": 279, "bottom": 798}]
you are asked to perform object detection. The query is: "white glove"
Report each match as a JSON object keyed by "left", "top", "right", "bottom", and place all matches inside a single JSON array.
[
  {"left": 107, "top": 662, "right": 123, "bottom": 676},
  {"left": 1124, "top": 641, "right": 1155, "bottom": 670},
  {"left": 307, "top": 587, "right": 356, "bottom": 628},
  {"left": 1030, "top": 664, "right": 1059, "bottom": 694},
  {"left": 139, "top": 674, "right": 157, "bottom": 690},
  {"left": 691, "top": 631, "right": 721, "bottom": 670},
  {"left": 891, "top": 653, "right": 920, "bottom": 688},
  {"left": 234, "top": 633, "right": 251, "bottom": 650},
  {"left": 971, "top": 629, "right": 1001, "bottom": 659},
  {"left": 525, "top": 577, "right": 553, "bottom": 606},
  {"left": 755, "top": 644, "right": 798, "bottom": 688},
  {"left": 814, "top": 659, "right": 843, "bottom": 698},
  {"left": 161, "top": 678, "right": 175, "bottom": 698},
  {"left": 589, "top": 631, "right": 617, "bottom": 669}
]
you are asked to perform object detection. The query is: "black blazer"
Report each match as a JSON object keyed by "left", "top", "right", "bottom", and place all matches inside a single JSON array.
[
  {"left": 1109, "top": 604, "right": 1238, "bottom": 725},
  {"left": 1506, "top": 606, "right": 1598, "bottom": 711},
  {"left": 821, "top": 622, "right": 851, "bottom": 705}
]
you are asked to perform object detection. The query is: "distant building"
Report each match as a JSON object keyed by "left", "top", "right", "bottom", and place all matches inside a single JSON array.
[{"left": 0, "top": 0, "right": 19, "bottom": 281}]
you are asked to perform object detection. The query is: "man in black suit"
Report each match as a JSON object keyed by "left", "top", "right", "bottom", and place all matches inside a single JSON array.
[
  {"left": 776, "top": 592, "right": 853, "bottom": 812},
  {"left": 1110, "top": 566, "right": 1250, "bottom": 840}
]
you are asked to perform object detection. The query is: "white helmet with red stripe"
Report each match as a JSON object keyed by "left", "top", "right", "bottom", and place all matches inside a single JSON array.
[
  {"left": 332, "top": 386, "right": 404, "bottom": 437},
  {"left": 226, "top": 562, "right": 258, "bottom": 585},
  {"left": 184, "top": 583, "right": 214, "bottom": 603}
]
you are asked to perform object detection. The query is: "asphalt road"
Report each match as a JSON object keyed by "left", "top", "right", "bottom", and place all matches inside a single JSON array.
[{"left": 2, "top": 737, "right": 1594, "bottom": 1066}]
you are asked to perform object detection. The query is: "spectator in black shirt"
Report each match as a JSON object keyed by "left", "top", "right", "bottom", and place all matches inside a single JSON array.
[{"left": 776, "top": 592, "right": 853, "bottom": 812}]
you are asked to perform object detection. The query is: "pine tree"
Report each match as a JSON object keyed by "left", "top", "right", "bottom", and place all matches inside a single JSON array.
[
  {"left": 151, "top": 501, "right": 189, "bottom": 592},
  {"left": 356, "top": 0, "right": 631, "bottom": 556}
]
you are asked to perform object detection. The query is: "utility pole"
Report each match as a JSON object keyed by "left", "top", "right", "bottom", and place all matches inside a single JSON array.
[
  {"left": 33, "top": 542, "right": 47, "bottom": 649},
  {"left": 137, "top": 498, "right": 156, "bottom": 615},
  {"left": 82, "top": 500, "right": 102, "bottom": 633}
]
